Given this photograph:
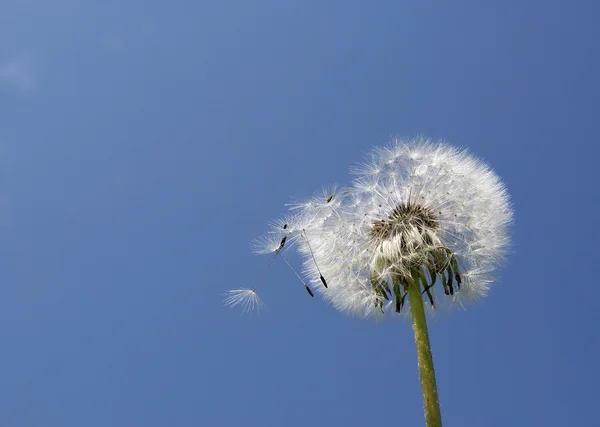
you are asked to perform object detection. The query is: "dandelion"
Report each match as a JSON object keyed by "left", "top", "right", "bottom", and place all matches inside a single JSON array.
[{"left": 229, "top": 137, "right": 513, "bottom": 427}]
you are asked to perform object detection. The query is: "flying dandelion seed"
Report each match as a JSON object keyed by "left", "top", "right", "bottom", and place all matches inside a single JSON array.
[{"left": 224, "top": 289, "right": 264, "bottom": 314}]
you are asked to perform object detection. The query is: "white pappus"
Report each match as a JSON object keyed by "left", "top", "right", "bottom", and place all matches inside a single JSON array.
[{"left": 226, "top": 137, "right": 513, "bottom": 318}]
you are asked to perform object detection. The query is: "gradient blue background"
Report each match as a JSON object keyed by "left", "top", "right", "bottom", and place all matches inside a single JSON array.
[{"left": 1, "top": 1, "right": 598, "bottom": 426}]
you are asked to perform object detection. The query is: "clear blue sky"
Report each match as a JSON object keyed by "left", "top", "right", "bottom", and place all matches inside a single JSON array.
[{"left": 1, "top": 1, "right": 598, "bottom": 426}]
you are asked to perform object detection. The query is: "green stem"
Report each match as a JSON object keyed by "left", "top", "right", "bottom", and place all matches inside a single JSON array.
[{"left": 408, "top": 273, "right": 443, "bottom": 427}]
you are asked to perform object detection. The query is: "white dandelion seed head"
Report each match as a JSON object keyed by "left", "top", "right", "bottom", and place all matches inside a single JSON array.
[
  {"left": 297, "top": 138, "right": 511, "bottom": 317},
  {"left": 227, "top": 137, "right": 512, "bottom": 317}
]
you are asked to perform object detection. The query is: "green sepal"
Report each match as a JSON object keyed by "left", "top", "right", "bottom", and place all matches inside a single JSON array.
[
  {"left": 446, "top": 265, "right": 454, "bottom": 295},
  {"left": 441, "top": 272, "right": 450, "bottom": 295},
  {"left": 450, "top": 255, "right": 462, "bottom": 289},
  {"left": 419, "top": 267, "right": 435, "bottom": 307},
  {"left": 399, "top": 289, "right": 408, "bottom": 311},
  {"left": 393, "top": 280, "right": 402, "bottom": 313},
  {"left": 426, "top": 258, "right": 437, "bottom": 287}
]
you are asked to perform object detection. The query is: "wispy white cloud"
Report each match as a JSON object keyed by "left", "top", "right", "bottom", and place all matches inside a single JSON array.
[{"left": 0, "top": 53, "right": 38, "bottom": 94}]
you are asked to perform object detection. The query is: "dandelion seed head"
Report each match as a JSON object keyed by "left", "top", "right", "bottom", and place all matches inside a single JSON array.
[{"left": 228, "top": 137, "right": 512, "bottom": 318}]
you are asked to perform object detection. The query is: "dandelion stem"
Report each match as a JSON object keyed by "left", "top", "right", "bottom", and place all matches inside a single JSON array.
[{"left": 407, "top": 272, "right": 443, "bottom": 427}]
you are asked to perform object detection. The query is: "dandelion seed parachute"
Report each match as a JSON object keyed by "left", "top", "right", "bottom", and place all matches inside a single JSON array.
[
  {"left": 228, "top": 137, "right": 512, "bottom": 318},
  {"left": 224, "top": 289, "right": 264, "bottom": 313}
]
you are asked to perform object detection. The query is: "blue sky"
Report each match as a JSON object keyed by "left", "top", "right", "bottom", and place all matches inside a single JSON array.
[{"left": 1, "top": 1, "right": 599, "bottom": 426}]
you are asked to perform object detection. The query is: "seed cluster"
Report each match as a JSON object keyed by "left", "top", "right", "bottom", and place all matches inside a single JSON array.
[
  {"left": 369, "top": 202, "right": 462, "bottom": 313},
  {"left": 371, "top": 202, "right": 439, "bottom": 242}
]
